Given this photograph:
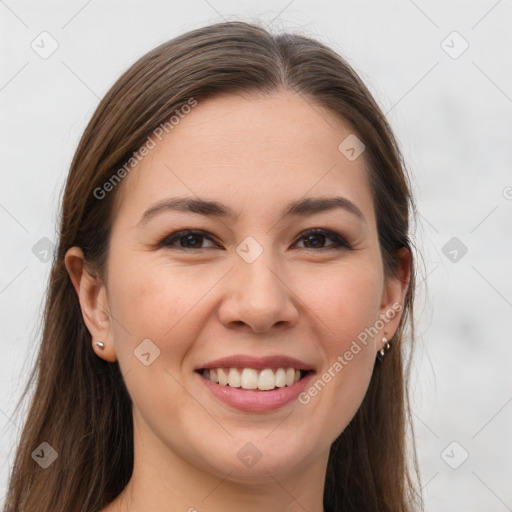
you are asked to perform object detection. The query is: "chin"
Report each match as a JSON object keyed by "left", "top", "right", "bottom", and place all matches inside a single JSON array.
[{"left": 191, "top": 432, "right": 319, "bottom": 481}]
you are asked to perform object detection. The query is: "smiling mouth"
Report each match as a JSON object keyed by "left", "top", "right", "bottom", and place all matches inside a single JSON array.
[{"left": 196, "top": 367, "right": 312, "bottom": 391}]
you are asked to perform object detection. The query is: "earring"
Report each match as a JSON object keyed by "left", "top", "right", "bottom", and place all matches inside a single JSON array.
[
  {"left": 377, "top": 336, "right": 391, "bottom": 361},
  {"left": 94, "top": 341, "right": 105, "bottom": 350}
]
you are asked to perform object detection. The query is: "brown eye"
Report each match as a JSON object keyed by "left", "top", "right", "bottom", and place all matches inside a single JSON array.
[
  {"left": 178, "top": 233, "right": 205, "bottom": 248},
  {"left": 295, "top": 229, "right": 350, "bottom": 250},
  {"left": 158, "top": 228, "right": 351, "bottom": 252},
  {"left": 160, "top": 230, "right": 218, "bottom": 250}
]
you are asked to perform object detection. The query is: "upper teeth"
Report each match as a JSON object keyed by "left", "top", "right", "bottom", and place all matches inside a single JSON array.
[{"left": 202, "top": 367, "right": 302, "bottom": 390}]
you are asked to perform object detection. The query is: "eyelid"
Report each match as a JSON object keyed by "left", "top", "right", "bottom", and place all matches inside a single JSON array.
[
  {"left": 158, "top": 228, "right": 352, "bottom": 251},
  {"left": 157, "top": 229, "right": 220, "bottom": 250},
  {"left": 295, "top": 228, "right": 351, "bottom": 250}
]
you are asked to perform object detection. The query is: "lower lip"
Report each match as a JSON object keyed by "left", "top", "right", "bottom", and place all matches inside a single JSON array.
[{"left": 198, "top": 371, "right": 314, "bottom": 412}]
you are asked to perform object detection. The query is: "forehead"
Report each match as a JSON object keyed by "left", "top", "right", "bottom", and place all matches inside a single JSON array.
[{"left": 113, "top": 90, "right": 376, "bottom": 228}]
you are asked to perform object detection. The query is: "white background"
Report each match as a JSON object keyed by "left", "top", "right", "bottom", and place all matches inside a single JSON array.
[{"left": 1, "top": 1, "right": 511, "bottom": 510}]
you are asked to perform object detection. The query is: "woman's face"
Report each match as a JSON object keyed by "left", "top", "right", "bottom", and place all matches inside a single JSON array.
[{"left": 74, "top": 91, "right": 409, "bottom": 486}]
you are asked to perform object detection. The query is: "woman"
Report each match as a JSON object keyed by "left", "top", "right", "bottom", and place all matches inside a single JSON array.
[{"left": 4, "top": 21, "right": 422, "bottom": 512}]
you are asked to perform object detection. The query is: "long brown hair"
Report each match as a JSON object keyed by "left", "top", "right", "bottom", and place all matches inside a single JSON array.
[{"left": 4, "top": 21, "right": 423, "bottom": 512}]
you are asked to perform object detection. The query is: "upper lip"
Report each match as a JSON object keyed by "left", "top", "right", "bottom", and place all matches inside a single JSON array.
[{"left": 196, "top": 354, "right": 315, "bottom": 372}]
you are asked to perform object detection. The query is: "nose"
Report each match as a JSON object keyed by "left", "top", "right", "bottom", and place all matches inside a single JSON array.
[{"left": 217, "top": 250, "right": 299, "bottom": 333}]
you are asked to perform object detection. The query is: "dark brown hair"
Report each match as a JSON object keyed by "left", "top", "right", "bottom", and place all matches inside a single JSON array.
[{"left": 4, "top": 20, "right": 422, "bottom": 512}]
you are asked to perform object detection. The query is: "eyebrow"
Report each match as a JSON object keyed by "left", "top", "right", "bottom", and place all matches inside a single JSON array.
[{"left": 138, "top": 195, "right": 366, "bottom": 225}]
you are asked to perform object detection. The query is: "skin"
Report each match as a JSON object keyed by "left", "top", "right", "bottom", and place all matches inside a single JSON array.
[{"left": 65, "top": 90, "right": 410, "bottom": 512}]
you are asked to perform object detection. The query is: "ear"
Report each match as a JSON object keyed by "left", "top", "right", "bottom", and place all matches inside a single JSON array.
[
  {"left": 377, "top": 247, "right": 411, "bottom": 352},
  {"left": 64, "top": 246, "right": 117, "bottom": 362}
]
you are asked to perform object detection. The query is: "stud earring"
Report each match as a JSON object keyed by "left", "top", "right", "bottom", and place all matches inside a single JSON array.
[{"left": 94, "top": 341, "right": 105, "bottom": 350}]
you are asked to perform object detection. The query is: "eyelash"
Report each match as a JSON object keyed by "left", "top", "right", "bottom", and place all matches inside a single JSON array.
[{"left": 158, "top": 228, "right": 352, "bottom": 252}]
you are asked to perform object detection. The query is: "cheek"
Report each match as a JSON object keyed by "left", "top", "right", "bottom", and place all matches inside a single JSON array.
[
  {"left": 106, "top": 257, "right": 228, "bottom": 359},
  {"left": 302, "top": 260, "right": 383, "bottom": 351},
  {"left": 105, "top": 259, "right": 206, "bottom": 430},
  {"left": 110, "top": 258, "right": 180, "bottom": 328},
  {"left": 297, "top": 261, "right": 382, "bottom": 420}
]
